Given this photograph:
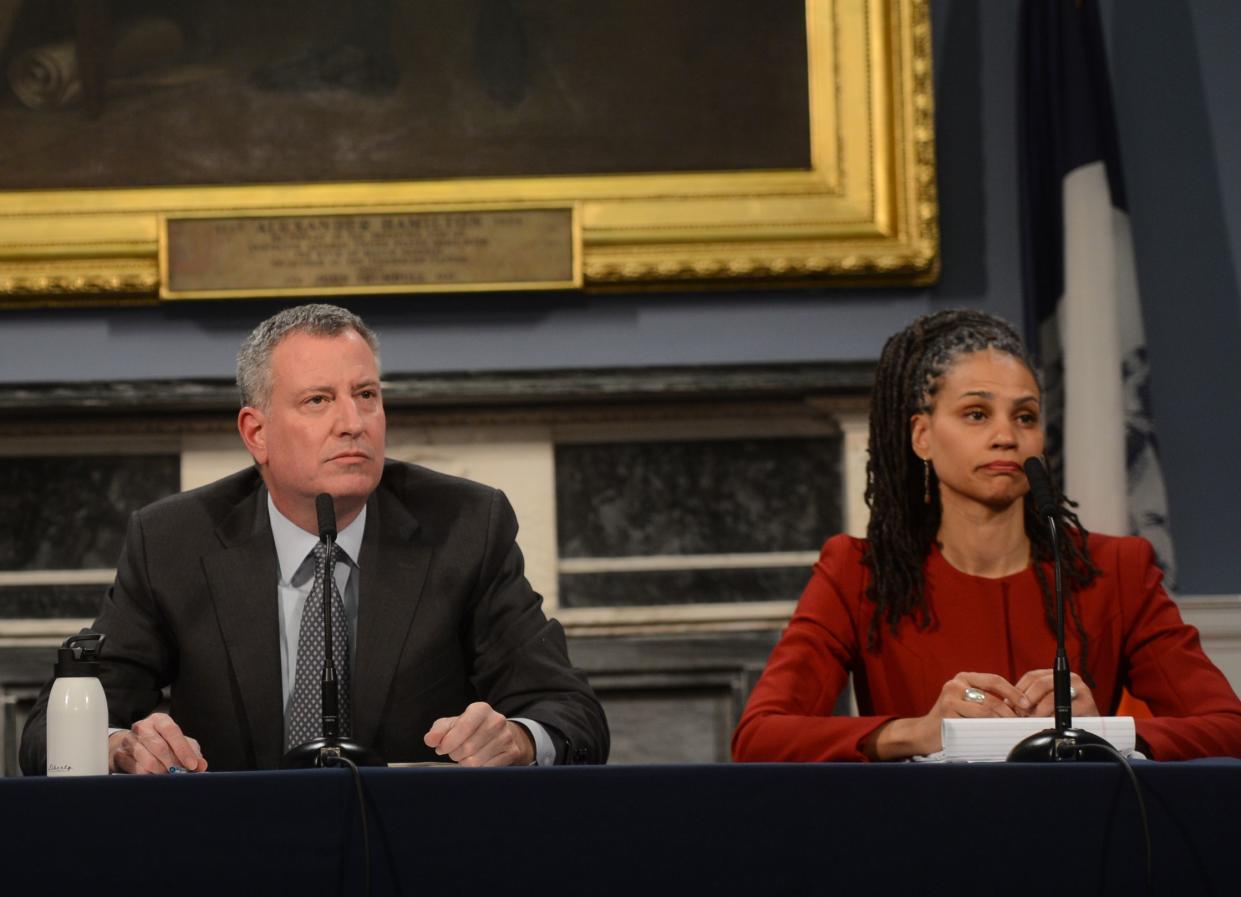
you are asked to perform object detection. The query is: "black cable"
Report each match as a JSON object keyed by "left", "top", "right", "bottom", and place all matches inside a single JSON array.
[
  {"left": 1072, "top": 742, "right": 1152, "bottom": 897},
  {"left": 328, "top": 753, "right": 373, "bottom": 897}
]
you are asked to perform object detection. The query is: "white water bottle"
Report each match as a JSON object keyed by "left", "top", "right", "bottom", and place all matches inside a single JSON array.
[{"left": 46, "top": 631, "right": 109, "bottom": 777}]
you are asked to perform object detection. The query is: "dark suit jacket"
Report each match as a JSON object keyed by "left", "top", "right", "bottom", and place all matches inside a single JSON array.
[{"left": 21, "top": 460, "right": 608, "bottom": 772}]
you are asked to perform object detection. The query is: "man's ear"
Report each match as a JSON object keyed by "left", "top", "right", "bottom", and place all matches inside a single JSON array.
[
  {"left": 910, "top": 412, "right": 931, "bottom": 460},
  {"left": 237, "top": 406, "right": 268, "bottom": 466}
]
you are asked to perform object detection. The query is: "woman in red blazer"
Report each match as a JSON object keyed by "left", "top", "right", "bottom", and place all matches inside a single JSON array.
[{"left": 732, "top": 310, "right": 1241, "bottom": 762}]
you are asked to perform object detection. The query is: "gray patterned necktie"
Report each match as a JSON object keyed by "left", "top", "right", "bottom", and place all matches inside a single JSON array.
[{"left": 286, "top": 542, "right": 351, "bottom": 749}]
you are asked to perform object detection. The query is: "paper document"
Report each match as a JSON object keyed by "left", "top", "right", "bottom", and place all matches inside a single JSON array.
[{"left": 914, "top": 716, "right": 1137, "bottom": 762}]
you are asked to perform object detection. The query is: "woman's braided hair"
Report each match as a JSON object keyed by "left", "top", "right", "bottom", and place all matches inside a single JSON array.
[{"left": 861, "top": 309, "right": 1099, "bottom": 673}]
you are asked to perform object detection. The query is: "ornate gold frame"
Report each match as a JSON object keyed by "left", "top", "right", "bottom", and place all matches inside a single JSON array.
[{"left": 0, "top": 0, "right": 936, "bottom": 304}]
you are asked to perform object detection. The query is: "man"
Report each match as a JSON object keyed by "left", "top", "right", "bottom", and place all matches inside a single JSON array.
[{"left": 20, "top": 304, "right": 608, "bottom": 773}]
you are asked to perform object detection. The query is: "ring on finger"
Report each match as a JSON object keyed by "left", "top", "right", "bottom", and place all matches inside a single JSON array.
[
  {"left": 1069, "top": 686, "right": 1078, "bottom": 699},
  {"left": 963, "top": 687, "right": 986, "bottom": 704}
]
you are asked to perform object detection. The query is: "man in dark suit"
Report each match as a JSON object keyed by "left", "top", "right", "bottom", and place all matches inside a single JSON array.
[{"left": 20, "top": 304, "right": 608, "bottom": 773}]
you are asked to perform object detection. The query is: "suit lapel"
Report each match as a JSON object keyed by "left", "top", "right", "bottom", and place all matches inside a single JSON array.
[
  {"left": 201, "top": 487, "right": 284, "bottom": 767},
  {"left": 353, "top": 484, "right": 429, "bottom": 748}
]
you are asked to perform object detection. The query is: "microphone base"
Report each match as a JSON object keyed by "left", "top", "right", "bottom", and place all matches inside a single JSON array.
[
  {"left": 280, "top": 736, "right": 385, "bottom": 769},
  {"left": 1006, "top": 727, "right": 1117, "bottom": 763}
]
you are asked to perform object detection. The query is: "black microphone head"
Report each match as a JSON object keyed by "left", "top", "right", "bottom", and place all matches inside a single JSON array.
[
  {"left": 1022, "top": 457, "right": 1058, "bottom": 517},
  {"left": 315, "top": 493, "right": 337, "bottom": 539}
]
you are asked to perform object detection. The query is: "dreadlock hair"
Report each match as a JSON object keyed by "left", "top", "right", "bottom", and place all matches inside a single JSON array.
[{"left": 861, "top": 308, "right": 1101, "bottom": 679}]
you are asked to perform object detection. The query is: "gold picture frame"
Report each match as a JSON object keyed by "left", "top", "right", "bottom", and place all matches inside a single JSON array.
[{"left": 0, "top": 0, "right": 936, "bottom": 304}]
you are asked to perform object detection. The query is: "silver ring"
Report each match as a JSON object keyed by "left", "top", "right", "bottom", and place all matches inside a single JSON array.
[
  {"left": 1070, "top": 686, "right": 1078, "bottom": 699},
  {"left": 963, "top": 687, "right": 986, "bottom": 704}
]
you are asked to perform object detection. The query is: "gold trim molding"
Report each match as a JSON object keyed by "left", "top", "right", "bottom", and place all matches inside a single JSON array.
[{"left": 0, "top": 257, "right": 158, "bottom": 302}]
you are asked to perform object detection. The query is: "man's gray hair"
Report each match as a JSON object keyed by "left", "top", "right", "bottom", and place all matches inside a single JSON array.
[{"left": 236, "top": 303, "right": 380, "bottom": 409}]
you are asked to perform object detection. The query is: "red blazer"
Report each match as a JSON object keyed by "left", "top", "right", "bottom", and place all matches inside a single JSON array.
[{"left": 733, "top": 533, "right": 1241, "bottom": 761}]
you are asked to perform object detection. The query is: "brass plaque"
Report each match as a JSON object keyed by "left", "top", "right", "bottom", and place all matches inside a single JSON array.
[{"left": 160, "top": 207, "right": 578, "bottom": 298}]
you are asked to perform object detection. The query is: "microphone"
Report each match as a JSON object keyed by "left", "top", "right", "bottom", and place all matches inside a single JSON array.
[
  {"left": 281, "top": 493, "right": 384, "bottom": 769},
  {"left": 1023, "top": 455, "right": 1058, "bottom": 518},
  {"left": 1007, "top": 458, "right": 1115, "bottom": 762},
  {"left": 315, "top": 494, "right": 340, "bottom": 742},
  {"left": 316, "top": 491, "right": 338, "bottom": 540}
]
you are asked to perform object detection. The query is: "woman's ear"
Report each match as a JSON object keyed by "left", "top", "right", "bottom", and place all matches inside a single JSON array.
[{"left": 910, "top": 412, "right": 931, "bottom": 460}]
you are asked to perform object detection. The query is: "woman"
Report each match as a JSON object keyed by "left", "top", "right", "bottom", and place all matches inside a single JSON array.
[{"left": 732, "top": 309, "right": 1241, "bottom": 761}]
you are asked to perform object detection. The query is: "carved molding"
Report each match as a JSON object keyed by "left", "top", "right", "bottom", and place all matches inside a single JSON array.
[
  {"left": 909, "top": 0, "right": 939, "bottom": 262},
  {"left": 582, "top": 249, "right": 937, "bottom": 285},
  {"left": 7, "top": 597, "right": 1241, "bottom": 695},
  {"left": 0, "top": 257, "right": 159, "bottom": 305},
  {"left": 0, "top": 362, "right": 875, "bottom": 434}
]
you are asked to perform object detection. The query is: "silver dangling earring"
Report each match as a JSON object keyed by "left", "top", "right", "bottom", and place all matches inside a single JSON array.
[{"left": 923, "top": 459, "right": 932, "bottom": 505}]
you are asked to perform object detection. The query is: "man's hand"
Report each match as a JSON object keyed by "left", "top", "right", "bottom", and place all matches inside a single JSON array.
[
  {"left": 109, "top": 712, "right": 208, "bottom": 774},
  {"left": 423, "top": 702, "right": 535, "bottom": 767}
]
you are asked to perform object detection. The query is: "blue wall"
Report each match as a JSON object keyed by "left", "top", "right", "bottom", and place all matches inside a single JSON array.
[
  {"left": 1103, "top": 0, "right": 1241, "bottom": 595},
  {"left": 0, "top": 1, "right": 1237, "bottom": 592}
]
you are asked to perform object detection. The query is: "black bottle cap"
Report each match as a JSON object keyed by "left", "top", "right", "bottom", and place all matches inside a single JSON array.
[{"left": 54, "top": 631, "right": 106, "bottom": 678}]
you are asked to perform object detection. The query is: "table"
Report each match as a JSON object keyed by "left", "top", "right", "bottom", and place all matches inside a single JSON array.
[{"left": 2, "top": 761, "right": 1238, "bottom": 896}]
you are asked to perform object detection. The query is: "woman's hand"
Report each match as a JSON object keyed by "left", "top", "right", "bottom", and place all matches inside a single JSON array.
[
  {"left": 862, "top": 672, "right": 1029, "bottom": 760},
  {"left": 1014, "top": 670, "right": 1100, "bottom": 718}
]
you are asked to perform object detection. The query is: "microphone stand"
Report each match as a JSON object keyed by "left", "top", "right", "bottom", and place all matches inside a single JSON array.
[
  {"left": 1007, "top": 462, "right": 1114, "bottom": 763},
  {"left": 282, "top": 495, "right": 384, "bottom": 769}
]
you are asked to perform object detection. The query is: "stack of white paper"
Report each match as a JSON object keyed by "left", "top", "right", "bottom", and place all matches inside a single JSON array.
[{"left": 915, "top": 716, "right": 1137, "bottom": 762}]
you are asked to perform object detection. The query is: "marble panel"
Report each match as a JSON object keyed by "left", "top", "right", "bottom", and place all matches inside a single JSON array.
[
  {"left": 555, "top": 437, "right": 841, "bottom": 558},
  {"left": 559, "top": 566, "right": 810, "bottom": 608},
  {"left": 599, "top": 688, "right": 737, "bottom": 764},
  {"left": 574, "top": 632, "right": 854, "bottom": 765},
  {"left": 0, "top": 585, "right": 105, "bottom": 619},
  {"left": 0, "top": 456, "right": 179, "bottom": 570}
]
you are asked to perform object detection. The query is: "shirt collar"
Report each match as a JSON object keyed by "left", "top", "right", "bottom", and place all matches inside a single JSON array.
[{"left": 267, "top": 494, "right": 366, "bottom": 585}]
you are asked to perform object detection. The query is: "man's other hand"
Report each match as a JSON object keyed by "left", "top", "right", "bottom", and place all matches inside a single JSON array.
[
  {"left": 109, "top": 712, "right": 208, "bottom": 774},
  {"left": 423, "top": 702, "right": 535, "bottom": 767}
]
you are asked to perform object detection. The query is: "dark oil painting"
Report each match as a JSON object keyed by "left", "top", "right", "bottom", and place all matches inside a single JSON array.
[{"left": 0, "top": 0, "right": 811, "bottom": 190}]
